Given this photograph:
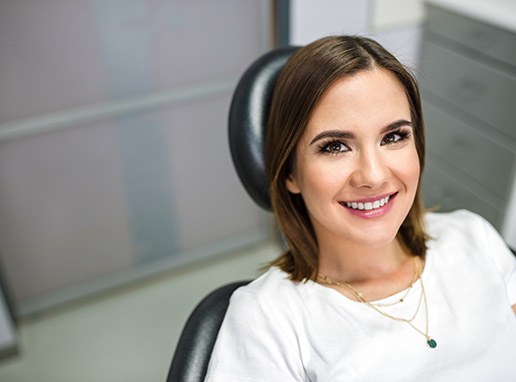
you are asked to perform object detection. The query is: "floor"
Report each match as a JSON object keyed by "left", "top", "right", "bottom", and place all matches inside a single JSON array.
[{"left": 0, "top": 241, "right": 278, "bottom": 382}]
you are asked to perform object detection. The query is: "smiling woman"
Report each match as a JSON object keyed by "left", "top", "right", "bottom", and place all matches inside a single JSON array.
[
  {"left": 267, "top": 36, "right": 428, "bottom": 284},
  {"left": 204, "top": 36, "right": 516, "bottom": 381}
]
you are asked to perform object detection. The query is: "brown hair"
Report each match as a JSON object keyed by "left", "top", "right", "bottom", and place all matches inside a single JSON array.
[{"left": 265, "top": 35, "right": 428, "bottom": 281}]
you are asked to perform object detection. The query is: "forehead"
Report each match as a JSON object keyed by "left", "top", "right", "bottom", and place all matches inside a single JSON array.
[{"left": 303, "top": 68, "right": 411, "bottom": 139}]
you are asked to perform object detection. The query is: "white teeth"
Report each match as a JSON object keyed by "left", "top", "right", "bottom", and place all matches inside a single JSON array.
[{"left": 346, "top": 195, "right": 390, "bottom": 211}]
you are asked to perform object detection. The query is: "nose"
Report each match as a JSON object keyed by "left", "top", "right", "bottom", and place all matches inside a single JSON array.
[{"left": 349, "top": 149, "right": 389, "bottom": 189}]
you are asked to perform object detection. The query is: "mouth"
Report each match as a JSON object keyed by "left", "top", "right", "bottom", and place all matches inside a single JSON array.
[{"left": 340, "top": 192, "right": 397, "bottom": 212}]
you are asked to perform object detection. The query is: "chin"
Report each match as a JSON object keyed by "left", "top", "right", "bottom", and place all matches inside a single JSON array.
[
  {"left": 358, "top": 233, "right": 399, "bottom": 249},
  {"left": 351, "top": 220, "right": 404, "bottom": 248}
]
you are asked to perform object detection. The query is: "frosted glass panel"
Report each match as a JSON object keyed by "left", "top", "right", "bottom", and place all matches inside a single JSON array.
[
  {"left": 0, "top": 94, "right": 266, "bottom": 304},
  {"left": 0, "top": 0, "right": 270, "bottom": 311}
]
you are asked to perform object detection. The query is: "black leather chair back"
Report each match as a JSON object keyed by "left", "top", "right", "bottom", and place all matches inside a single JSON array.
[
  {"left": 167, "top": 281, "right": 249, "bottom": 382},
  {"left": 228, "top": 46, "right": 299, "bottom": 210}
]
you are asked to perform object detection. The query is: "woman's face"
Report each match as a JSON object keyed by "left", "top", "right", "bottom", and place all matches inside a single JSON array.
[{"left": 286, "top": 68, "right": 420, "bottom": 251}]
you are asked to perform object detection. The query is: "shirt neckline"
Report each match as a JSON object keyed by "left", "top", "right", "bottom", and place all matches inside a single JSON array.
[{"left": 307, "top": 251, "right": 434, "bottom": 307}]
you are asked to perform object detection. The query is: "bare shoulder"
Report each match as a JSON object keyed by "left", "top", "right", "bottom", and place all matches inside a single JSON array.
[{"left": 512, "top": 304, "right": 516, "bottom": 315}]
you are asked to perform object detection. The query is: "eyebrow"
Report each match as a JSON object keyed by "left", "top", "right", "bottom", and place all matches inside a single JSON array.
[{"left": 309, "top": 119, "right": 413, "bottom": 146}]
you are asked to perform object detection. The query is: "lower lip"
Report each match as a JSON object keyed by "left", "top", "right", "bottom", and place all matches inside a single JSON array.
[{"left": 341, "top": 194, "right": 396, "bottom": 219}]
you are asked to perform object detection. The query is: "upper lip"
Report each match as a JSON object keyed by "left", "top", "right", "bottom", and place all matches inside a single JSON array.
[{"left": 342, "top": 192, "right": 397, "bottom": 204}]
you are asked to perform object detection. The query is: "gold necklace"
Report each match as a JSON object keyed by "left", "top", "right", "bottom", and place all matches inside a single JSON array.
[
  {"left": 319, "top": 257, "right": 418, "bottom": 307},
  {"left": 318, "top": 257, "right": 437, "bottom": 349}
]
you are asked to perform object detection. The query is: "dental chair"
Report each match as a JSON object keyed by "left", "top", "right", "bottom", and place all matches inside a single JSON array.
[{"left": 166, "top": 46, "right": 298, "bottom": 382}]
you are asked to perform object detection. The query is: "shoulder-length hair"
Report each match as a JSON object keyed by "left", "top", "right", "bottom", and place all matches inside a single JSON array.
[{"left": 265, "top": 35, "right": 428, "bottom": 281}]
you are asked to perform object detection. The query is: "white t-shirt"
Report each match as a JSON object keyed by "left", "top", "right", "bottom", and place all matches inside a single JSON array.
[{"left": 205, "top": 210, "right": 516, "bottom": 381}]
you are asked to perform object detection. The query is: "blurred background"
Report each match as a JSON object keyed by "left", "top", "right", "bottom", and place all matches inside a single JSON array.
[{"left": 0, "top": 0, "right": 514, "bottom": 380}]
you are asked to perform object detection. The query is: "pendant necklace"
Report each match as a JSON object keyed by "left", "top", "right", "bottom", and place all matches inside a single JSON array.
[{"left": 318, "top": 256, "right": 437, "bottom": 349}]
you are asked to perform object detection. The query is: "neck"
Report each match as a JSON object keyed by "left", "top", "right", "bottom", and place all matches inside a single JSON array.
[{"left": 317, "top": 237, "right": 411, "bottom": 285}]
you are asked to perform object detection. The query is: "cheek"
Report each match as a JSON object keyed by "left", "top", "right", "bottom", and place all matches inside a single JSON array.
[
  {"left": 296, "top": 163, "right": 347, "bottom": 204},
  {"left": 401, "top": 149, "right": 421, "bottom": 189}
]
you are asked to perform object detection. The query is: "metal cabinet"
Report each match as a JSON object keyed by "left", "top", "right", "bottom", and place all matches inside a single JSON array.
[{"left": 420, "top": 1, "right": 516, "bottom": 231}]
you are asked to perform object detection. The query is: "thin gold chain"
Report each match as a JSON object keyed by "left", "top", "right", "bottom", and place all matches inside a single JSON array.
[
  {"left": 317, "top": 257, "right": 417, "bottom": 306},
  {"left": 373, "top": 257, "right": 418, "bottom": 307},
  {"left": 336, "top": 256, "right": 418, "bottom": 308},
  {"left": 317, "top": 256, "right": 437, "bottom": 348},
  {"left": 343, "top": 272, "right": 424, "bottom": 323}
]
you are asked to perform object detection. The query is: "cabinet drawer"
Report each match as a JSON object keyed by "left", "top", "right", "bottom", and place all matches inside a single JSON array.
[
  {"left": 424, "top": 102, "right": 515, "bottom": 199},
  {"left": 426, "top": 5, "right": 516, "bottom": 68},
  {"left": 422, "top": 162, "right": 503, "bottom": 229},
  {"left": 420, "top": 41, "right": 516, "bottom": 140}
]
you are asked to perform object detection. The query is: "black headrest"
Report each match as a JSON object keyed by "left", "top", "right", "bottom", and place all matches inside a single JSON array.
[{"left": 228, "top": 46, "right": 299, "bottom": 211}]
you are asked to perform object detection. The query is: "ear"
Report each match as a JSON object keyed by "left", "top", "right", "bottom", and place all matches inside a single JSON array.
[{"left": 286, "top": 173, "right": 301, "bottom": 194}]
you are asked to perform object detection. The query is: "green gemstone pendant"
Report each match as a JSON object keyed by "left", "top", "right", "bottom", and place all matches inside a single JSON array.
[{"left": 427, "top": 339, "right": 437, "bottom": 348}]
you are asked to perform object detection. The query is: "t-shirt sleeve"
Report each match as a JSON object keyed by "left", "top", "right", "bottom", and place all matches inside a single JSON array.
[
  {"left": 477, "top": 214, "right": 516, "bottom": 305},
  {"left": 204, "top": 288, "right": 306, "bottom": 382}
]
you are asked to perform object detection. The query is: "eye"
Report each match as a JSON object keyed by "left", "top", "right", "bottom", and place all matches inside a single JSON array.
[
  {"left": 319, "top": 140, "right": 349, "bottom": 154},
  {"left": 381, "top": 129, "right": 410, "bottom": 146}
]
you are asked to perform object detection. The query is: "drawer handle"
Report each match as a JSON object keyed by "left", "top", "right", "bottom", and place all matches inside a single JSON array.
[{"left": 456, "top": 78, "right": 485, "bottom": 101}]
